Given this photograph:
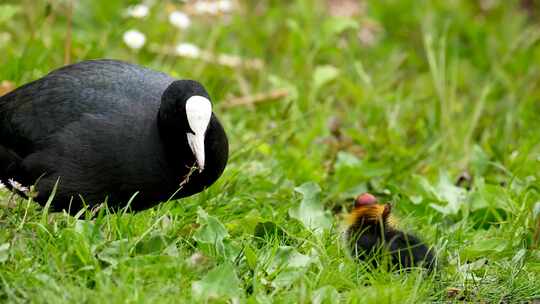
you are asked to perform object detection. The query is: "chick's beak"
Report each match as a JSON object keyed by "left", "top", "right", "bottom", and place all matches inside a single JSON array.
[
  {"left": 355, "top": 193, "right": 377, "bottom": 207},
  {"left": 187, "top": 132, "right": 205, "bottom": 172}
]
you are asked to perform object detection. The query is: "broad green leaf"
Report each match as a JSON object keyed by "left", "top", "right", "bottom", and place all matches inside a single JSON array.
[
  {"left": 333, "top": 152, "right": 388, "bottom": 196},
  {"left": 471, "top": 145, "right": 490, "bottom": 176},
  {"left": 289, "top": 182, "right": 332, "bottom": 232},
  {"left": 264, "top": 246, "right": 316, "bottom": 289},
  {"left": 412, "top": 175, "right": 439, "bottom": 200},
  {"left": 462, "top": 238, "right": 508, "bottom": 259},
  {"left": 227, "top": 209, "right": 262, "bottom": 236},
  {"left": 323, "top": 17, "right": 359, "bottom": 37},
  {"left": 135, "top": 233, "right": 170, "bottom": 255},
  {"left": 354, "top": 61, "right": 372, "bottom": 86},
  {"left": 254, "top": 221, "right": 289, "bottom": 242},
  {"left": 244, "top": 245, "right": 258, "bottom": 270},
  {"left": 334, "top": 152, "right": 392, "bottom": 178},
  {"left": 416, "top": 172, "right": 467, "bottom": 215},
  {"left": 409, "top": 195, "right": 423, "bottom": 205},
  {"left": 334, "top": 152, "right": 361, "bottom": 167},
  {"left": 433, "top": 172, "right": 467, "bottom": 214},
  {"left": 194, "top": 208, "right": 238, "bottom": 260},
  {"left": 286, "top": 18, "right": 302, "bottom": 34},
  {"left": 193, "top": 208, "right": 229, "bottom": 246},
  {"left": 0, "top": 5, "right": 20, "bottom": 24},
  {"left": 456, "top": 258, "right": 488, "bottom": 282},
  {"left": 312, "top": 286, "right": 339, "bottom": 304},
  {"left": 192, "top": 263, "right": 241, "bottom": 301},
  {"left": 74, "top": 220, "right": 104, "bottom": 243},
  {"left": 533, "top": 201, "right": 540, "bottom": 218},
  {"left": 340, "top": 183, "right": 368, "bottom": 199},
  {"left": 458, "top": 258, "right": 488, "bottom": 272},
  {"left": 57, "top": 229, "right": 94, "bottom": 268},
  {"left": 252, "top": 294, "right": 272, "bottom": 304},
  {"left": 97, "top": 239, "right": 129, "bottom": 266},
  {"left": 267, "top": 246, "right": 315, "bottom": 274},
  {"left": 313, "top": 65, "right": 339, "bottom": 92},
  {"left": 272, "top": 268, "right": 306, "bottom": 288},
  {"left": 512, "top": 248, "right": 527, "bottom": 264},
  {"left": 0, "top": 243, "right": 10, "bottom": 263}
]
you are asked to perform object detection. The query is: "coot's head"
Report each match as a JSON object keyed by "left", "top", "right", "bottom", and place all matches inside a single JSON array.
[{"left": 159, "top": 80, "right": 213, "bottom": 172}]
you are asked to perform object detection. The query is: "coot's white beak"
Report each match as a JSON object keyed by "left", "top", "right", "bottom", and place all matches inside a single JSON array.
[
  {"left": 187, "top": 132, "right": 205, "bottom": 172},
  {"left": 185, "top": 95, "right": 212, "bottom": 172}
]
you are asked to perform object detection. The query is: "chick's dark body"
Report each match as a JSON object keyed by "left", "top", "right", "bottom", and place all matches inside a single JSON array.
[
  {"left": 348, "top": 222, "right": 435, "bottom": 270},
  {"left": 346, "top": 203, "right": 435, "bottom": 270},
  {"left": 0, "top": 60, "right": 228, "bottom": 212}
]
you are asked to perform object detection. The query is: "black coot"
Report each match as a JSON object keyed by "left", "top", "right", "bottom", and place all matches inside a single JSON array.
[{"left": 0, "top": 59, "right": 228, "bottom": 213}]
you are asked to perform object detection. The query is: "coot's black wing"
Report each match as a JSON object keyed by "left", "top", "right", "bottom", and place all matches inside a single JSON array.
[{"left": 0, "top": 59, "right": 174, "bottom": 157}]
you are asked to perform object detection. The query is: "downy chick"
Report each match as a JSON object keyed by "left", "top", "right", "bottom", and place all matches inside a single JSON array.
[{"left": 345, "top": 193, "right": 435, "bottom": 270}]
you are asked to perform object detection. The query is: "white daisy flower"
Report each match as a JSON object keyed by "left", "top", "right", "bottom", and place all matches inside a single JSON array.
[
  {"left": 8, "top": 178, "right": 28, "bottom": 193},
  {"left": 175, "top": 43, "right": 200, "bottom": 58},
  {"left": 123, "top": 30, "right": 146, "bottom": 50},
  {"left": 194, "top": 0, "right": 233, "bottom": 15},
  {"left": 126, "top": 4, "right": 149, "bottom": 18},
  {"left": 217, "top": 0, "right": 233, "bottom": 12},
  {"left": 194, "top": 1, "right": 219, "bottom": 15},
  {"left": 169, "top": 11, "right": 191, "bottom": 29}
]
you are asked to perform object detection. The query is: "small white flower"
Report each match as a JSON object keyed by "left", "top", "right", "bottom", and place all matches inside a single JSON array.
[
  {"left": 194, "top": 1, "right": 233, "bottom": 15},
  {"left": 126, "top": 4, "right": 149, "bottom": 18},
  {"left": 175, "top": 43, "right": 200, "bottom": 58},
  {"left": 194, "top": 1, "right": 219, "bottom": 15},
  {"left": 217, "top": 0, "right": 233, "bottom": 12},
  {"left": 0, "top": 181, "right": 5, "bottom": 190},
  {"left": 123, "top": 30, "right": 146, "bottom": 50},
  {"left": 8, "top": 178, "right": 28, "bottom": 193},
  {"left": 169, "top": 11, "right": 191, "bottom": 29}
]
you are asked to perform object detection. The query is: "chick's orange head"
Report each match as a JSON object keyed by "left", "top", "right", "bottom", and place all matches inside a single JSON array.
[{"left": 347, "top": 193, "right": 392, "bottom": 226}]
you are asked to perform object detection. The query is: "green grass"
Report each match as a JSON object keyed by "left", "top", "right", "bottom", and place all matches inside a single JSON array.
[{"left": 1, "top": 0, "right": 540, "bottom": 302}]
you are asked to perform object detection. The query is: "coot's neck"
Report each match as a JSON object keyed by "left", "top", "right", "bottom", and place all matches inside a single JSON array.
[
  {"left": 157, "top": 109, "right": 196, "bottom": 173},
  {"left": 156, "top": 110, "right": 229, "bottom": 195}
]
